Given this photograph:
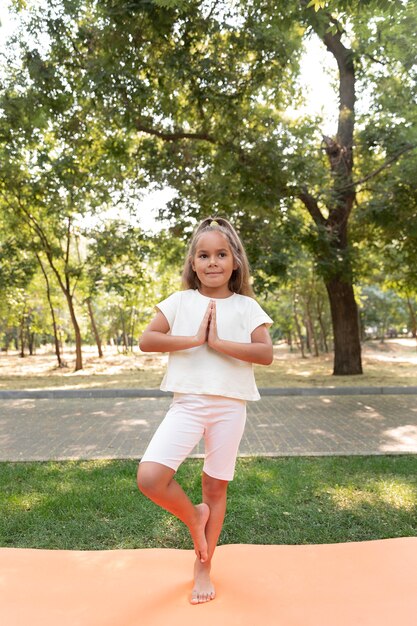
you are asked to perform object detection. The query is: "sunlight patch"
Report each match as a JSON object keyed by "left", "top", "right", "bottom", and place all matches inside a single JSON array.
[
  {"left": 328, "top": 481, "right": 416, "bottom": 512},
  {"left": 381, "top": 425, "right": 417, "bottom": 453}
]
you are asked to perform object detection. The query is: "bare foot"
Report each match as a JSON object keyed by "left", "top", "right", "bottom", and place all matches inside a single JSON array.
[
  {"left": 190, "top": 503, "right": 210, "bottom": 563},
  {"left": 191, "top": 559, "right": 216, "bottom": 604}
]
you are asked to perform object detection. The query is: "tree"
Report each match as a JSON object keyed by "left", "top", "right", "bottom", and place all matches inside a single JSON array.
[
  {"left": 141, "top": 0, "right": 413, "bottom": 374},
  {"left": 84, "top": 220, "right": 185, "bottom": 350},
  {"left": 35, "top": 252, "right": 67, "bottom": 366},
  {"left": 0, "top": 2, "right": 143, "bottom": 369},
  {"left": 352, "top": 0, "right": 417, "bottom": 340},
  {"left": 0, "top": 222, "right": 37, "bottom": 354},
  {"left": 150, "top": 0, "right": 414, "bottom": 374},
  {"left": 84, "top": 221, "right": 150, "bottom": 353},
  {"left": 359, "top": 285, "right": 409, "bottom": 341}
]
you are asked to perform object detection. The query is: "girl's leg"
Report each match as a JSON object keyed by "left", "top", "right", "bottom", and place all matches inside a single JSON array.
[
  {"left": 191, "top": 472, "right": 229, "bottom": 604},
  {"left": 137, "top": 461, "right": 210, "bottom": 563},
  {"left": 190, "top": 397, "right": 246, "bottom": 604}
]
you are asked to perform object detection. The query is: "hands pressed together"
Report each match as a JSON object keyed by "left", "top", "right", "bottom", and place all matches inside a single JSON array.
[
  {"left": 195, "top": 300, "right": 220, "bottom": 350},
  {"left": 193, "top": 299, "right": 273, "bottom": 365}
]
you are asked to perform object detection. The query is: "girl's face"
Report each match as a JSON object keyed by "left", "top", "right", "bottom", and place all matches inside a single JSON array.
[{"left": 192, "top": 230, "right": 238, "bottom": 297}]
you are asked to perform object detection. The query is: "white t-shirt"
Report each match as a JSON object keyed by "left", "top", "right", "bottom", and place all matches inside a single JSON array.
[{"left": 156, "top": 289, "right": 273, "bottom": 401}]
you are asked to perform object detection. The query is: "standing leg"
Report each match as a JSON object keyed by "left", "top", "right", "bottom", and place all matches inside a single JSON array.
[
  {"left": 137, "top": 462, "right": 210, "bottom": 563},
  {"left": 191, "top": 472, "right": 228, "bottom": 604}
]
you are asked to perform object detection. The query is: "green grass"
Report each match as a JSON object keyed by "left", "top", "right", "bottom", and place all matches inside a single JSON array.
[{"left": 1, "top": 456, "right": 416, "bottom": 550}]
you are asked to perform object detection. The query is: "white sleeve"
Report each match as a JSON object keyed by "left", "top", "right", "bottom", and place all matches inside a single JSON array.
[
  {"left": 249, "top": 299, "right": 273, "bottom": 334},
  {"left": 155, "top": 292, "right": 181, "bottom": 330}
]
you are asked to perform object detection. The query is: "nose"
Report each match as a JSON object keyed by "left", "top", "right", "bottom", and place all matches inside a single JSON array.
[{"left": 208, "top": 255, "right": 218, "bottom": 265}]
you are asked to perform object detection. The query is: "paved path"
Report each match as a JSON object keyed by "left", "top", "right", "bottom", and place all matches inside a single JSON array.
[{"left": 1, "top": 392, "right": 417, "bottom": 461}]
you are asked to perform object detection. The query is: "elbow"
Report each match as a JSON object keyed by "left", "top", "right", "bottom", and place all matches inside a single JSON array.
[
  {"left": 254, "top": 356, "right": 273, "bottom": 366},
  {"left": 262, "top": 349, "right": 274, "bottom": 366},
  {"left": 139, "top": 335, "right": 151, "bottom": 352}
]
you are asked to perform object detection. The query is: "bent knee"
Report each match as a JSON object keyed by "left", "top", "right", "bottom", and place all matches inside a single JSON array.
[
  {"left": 137, "top": 464, "right": 157, "bottom": 495},
  {"left": 202, "top": 473, "right": 229, "bottom": 500},
  {"left": 137, "top": 462, "right": 173, "bottom": 496}
]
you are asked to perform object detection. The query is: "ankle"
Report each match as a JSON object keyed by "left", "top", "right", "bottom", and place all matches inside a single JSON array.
[
  {"left": 195, "top": 557, "right": 211, "bottom": 571},
  {"left": 189, "top": 507, "right": 201, "bottom": 530}
]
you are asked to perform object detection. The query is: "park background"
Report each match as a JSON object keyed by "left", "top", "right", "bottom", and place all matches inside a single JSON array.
[
  {"left": 0, "top": 0, "right": 416, "bottom": 380},
  {"left": 0, "top": 0, "right": 416, "bottom": 554}
]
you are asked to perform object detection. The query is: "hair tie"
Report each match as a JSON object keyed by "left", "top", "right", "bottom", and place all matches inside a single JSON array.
[{"left": 210, "top": 220, "right": 220, "bottom": 228}]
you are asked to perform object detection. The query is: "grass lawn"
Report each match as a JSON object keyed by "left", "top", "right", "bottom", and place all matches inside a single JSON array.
[{"left": 1, "top": 456, "right": 416, "bottom": 551}]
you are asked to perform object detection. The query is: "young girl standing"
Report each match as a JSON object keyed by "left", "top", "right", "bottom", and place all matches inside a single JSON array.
[{"left": 137, "top": 217, "right": 273, "bottom": 604}]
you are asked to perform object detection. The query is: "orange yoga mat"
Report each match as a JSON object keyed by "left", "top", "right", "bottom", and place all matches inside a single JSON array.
[{"left": 1, "top": 539, "right": 416, "bottom": 626}]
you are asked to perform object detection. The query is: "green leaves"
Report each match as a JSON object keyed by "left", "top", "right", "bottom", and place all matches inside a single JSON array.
[
  {"left": 307, "top": 0, "right": 327, "bottom": 11},
  {"left": 0, "top": 237, "right": 36, "bottom": 291},
  {"left": 306, "top": 0, "right": 403, "bottom": 13},
  {"left": 153, "top": 0, "right": 189, "bottom": 8}
]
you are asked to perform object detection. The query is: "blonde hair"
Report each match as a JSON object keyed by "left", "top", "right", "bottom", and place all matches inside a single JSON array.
[{"left": 182, "top": 217, "right": 254, "bottom": 297}]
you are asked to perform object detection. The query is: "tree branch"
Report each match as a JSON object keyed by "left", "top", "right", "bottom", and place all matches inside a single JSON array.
[
  {"left": 297, "top": 187, "right": 326, "bottom": 226},
  {"left": 338, "top": 143, "right": 417, "bottom": 191},
  {"left": 322, "top": 26, "right": 355, "bottom": 155}
]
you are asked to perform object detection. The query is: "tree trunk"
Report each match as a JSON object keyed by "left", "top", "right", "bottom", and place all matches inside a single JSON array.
[
  {"left": 120, "top": 309, "right": 129, "bottom": 353},
  {"left": 36, "top": 253, "right": 65, "bottom": 368},
  {"left": 316, "top": 297, "right": 329, "bottom": 352},
  {"left": 406, "top": 296, "right": 417, "bottom": 339},
  {"left": 305, "top": 298, "right": 319, "bottom": 357},
  {"left": 129, "top": 307, "right": 137, "bottom": 352},
  {"left": 66, "top": 293, "right": 83, "bottom": 371},
  {"left": 86, "top": 298, "right": 103, "bottom": 358},
  {"left": 27, "top": 328, "right": 35, "bottom": 355},
  {"left": 293, "top": 298, "right": 306, "bottom": 358},
  {"left": 297, "top": 9, "right": 363, "bottom": 375},
  {"left": 19, "top": 315, "right": 25, "bottom": 358},
  {"left": 304, "top": 316, "right": 312, "bottom": 353},
  {"left": 325, "top": 277, "right": 362, "bottom": 375}
]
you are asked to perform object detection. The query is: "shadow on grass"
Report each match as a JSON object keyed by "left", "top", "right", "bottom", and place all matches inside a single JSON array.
[{"left": 0, "top": 457, "right": 416, "bottom": 550}]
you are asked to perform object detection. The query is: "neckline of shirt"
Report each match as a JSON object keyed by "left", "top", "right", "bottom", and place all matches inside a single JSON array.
[{"left": 196, "top": 290, "right": 237, "bottom": 301}]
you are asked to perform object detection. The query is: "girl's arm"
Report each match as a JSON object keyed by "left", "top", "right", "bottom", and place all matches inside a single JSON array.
[
  {"left": 139, "top": 302, "right": 213, "bottom": 353},
  {"left": 208, "top": 302, "right": 273, "bottom": 366}
]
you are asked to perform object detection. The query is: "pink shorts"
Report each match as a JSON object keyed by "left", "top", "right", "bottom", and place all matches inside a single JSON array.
[{"left": 140, "top": 393, "right": 247, "bottom": 481}]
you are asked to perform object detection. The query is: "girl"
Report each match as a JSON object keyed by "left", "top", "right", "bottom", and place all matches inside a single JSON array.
[{"left": 137, "top": 217, "right": 273, "bottom": 604}]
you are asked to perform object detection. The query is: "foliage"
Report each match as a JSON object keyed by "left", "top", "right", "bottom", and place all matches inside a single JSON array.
[
  {"left": 359, "top": 285, "right": 410, "bottom": 340},
  {"left": 0, "top": 0, "right": 416, "bottom": 368},
  {"left": 260, "top": 252, "right": 332, "bottom": 355}
]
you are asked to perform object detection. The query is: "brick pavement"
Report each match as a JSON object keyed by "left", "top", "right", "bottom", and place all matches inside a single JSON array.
[{"left": 1, "top": 393, "right": 417, "bottom": 462}]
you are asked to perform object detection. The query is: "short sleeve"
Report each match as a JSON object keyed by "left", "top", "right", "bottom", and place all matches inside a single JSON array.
[
  {"left": 249, "top": 299, "right": 273, "bottom": 334},
  {"left": 155, "top": 292, "right": 181, "bottom": 330}
]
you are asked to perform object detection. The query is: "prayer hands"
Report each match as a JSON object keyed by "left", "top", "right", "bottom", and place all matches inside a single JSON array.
[
  {"left": 194, "top": 300, "right": 219, "bottom": 349},
  {"left": 207, "top": 300, "right": 219, "bottom": 349},
  {"left": 195, "top": 300, "right": 214, "bottom": 346}
]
